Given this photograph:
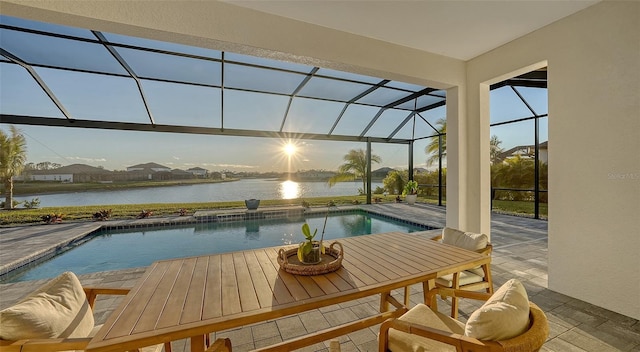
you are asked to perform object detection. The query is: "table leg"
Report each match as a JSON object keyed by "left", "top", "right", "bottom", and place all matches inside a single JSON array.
[
  {"left": 379, "top": 291, "right": 391, "bottom": 312},
  {"left": 403, "top": 285, "right": 410, "bottom": 306},
  {"left": 190, "top": 334, "right": 206, "bottom": 352},
  {"left": 422, "top": 279, "right": 435, "bottom": 305}
]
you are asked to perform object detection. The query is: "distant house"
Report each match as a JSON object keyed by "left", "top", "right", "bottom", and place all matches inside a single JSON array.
[
  {"left": 126, "top": 162, "right": 171, "bottom": 172},
  {"left": 496, "top": 141, "right": 548, "bottom": 164},
  {"left": 187, "top": 167, "right": 208, "bottom": 177},
  {"left": 170, "top": 169, "right": 193, "bottom": 180},
  {"left": 25, "top": 164, "right": 112, "bottom": 183},
  {"left": 124, "top": 162, "right": 174, "bottom": 180},
  {"left": 371, "top": 167, "right": 395, "bottom": 179}
]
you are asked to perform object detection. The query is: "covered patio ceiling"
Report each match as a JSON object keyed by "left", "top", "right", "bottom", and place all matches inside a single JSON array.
[{"left": 0, "top": 15, "right": 546, "bottom": 145}]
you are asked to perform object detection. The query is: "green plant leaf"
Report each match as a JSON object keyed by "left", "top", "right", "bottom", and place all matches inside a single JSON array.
[
  {"left": 301, "top": 241, "right": 313, "bottom": 255},
  {"left": 301, "top": 223, "right": 317, "bottom": 241}
]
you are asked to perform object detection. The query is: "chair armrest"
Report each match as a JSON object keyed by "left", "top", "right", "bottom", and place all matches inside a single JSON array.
[
  {"left": 0, "top": 337, "right": 92, "bottom": 352},
  {"left": 206, "top": 338, "right": 232, "bottom": 352},
  {"left": 426, "top": 287, "right": 492, "bottom": 306},
  {"left": 380, "top": 318, "right": 498, "bottom": 352},
  {"left": 83, "top": 287, "right": 130, "bottom": 309},
  {"left": 476, "top": 243, "right": 492, "bottom": 255}
]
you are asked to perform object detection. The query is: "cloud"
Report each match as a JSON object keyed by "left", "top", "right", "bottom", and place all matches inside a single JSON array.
[
  {"left": 172, "top": 156, "right": 180, "bottom": 160},
  {"left": 65, "top": 156, "right": 107, "bottom": 163},
  {"left": 205, "top": 163, "right": 258, "bottom": 169}
]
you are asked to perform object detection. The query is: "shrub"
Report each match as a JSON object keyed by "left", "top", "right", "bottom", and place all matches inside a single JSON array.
[{"left": 23, "top": 198, "right": 40, "bottom": 209}]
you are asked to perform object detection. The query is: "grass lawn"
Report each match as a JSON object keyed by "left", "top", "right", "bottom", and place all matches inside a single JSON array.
[
  {"left": 0, "top": 195, "right": 384, "bottom": 225},
  {"left": 0, "top": 193, "right": 546, "bottom": 226}
]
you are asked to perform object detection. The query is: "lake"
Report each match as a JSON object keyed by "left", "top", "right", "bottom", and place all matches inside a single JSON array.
[{"left": 13, "top": 179, "right": 384, "bottom": 207}]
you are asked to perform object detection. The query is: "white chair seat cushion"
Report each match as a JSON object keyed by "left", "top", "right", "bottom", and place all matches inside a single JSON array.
[
  {"left": 388, "top": 303, "right": 465, "bottom": 352},
  {"left": 442, "top": 227, "right": 488, "bottom": 251},
  {"left": 436, "top": 270, "right": 485, "bottom": 287},
  {"left": 465, "top": 278, "right": 530, "bottom": 341},
  {"left": 0, "top": 271, "right": 94, "bottom": 340}
]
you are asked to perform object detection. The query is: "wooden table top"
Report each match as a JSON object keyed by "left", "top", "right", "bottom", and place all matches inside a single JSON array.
[{"left": 87, "top": 232, "right": 489, "bottom": 352}]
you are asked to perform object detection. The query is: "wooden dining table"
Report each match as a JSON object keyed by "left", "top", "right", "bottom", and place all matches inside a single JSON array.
[{"left": 86, "top": 231, "right": 490, "bottom": 352}]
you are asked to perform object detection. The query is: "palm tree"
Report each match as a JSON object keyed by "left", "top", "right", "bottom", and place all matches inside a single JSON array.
[
  {"left": 425, "top": 118, "right": 446, "bottom": 166},
  {"left": 1, "top": 126, "right": 28, "bottom": 209},
  {"left": 489, "top": 135, "right": 504, "bottom": 164},
  {"left": 328, "top": 149, "right": 381, "bottom": 194}
]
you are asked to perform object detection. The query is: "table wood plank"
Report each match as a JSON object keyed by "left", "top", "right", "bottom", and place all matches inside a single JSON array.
[
  {"left": 345, "top": 236, "right": 414, "bottom": 276},
  {"left": 356, "top": 235, "right": 433, "bottom": 273},
  {"left": 180, "top": 256, "right": 209, "bottom": 324},
  {"left": 295, "top": 275, "right": 325, "bottom": 297},
  {"left": 202, "top": 255, "right": 223, "bottom": 320},
  {"left": 156, "top": 258, "right": 197, "bottom": 329},
  {"left": 263, "top": 247, "right": 311, "bottom": 301},
  {"left": 233, "top": 251, "right": 261, "bottom": 312},
  {"left": 103, "top": 262, "right": 169, "bottom": 339},
  {"left": 132, "top": 259, "right": 184, "bottom": 333},
  {"left": 341, "top": 243, "right": 398, "bottom": 282},
  {"left": 253, "top": 249, "right": 298, "bottom": 304},
  {"left": 321, "top": 271, "right": 355, "bottom": 292},
  {"left": 243, "top": 250, "right": 277, "bottom": 308},
  {"left": 221, "top": 253, "right": 242, "bottom": 315}
]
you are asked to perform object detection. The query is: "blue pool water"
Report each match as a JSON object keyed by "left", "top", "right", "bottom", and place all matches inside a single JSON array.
[{"left": 5, "top": 212, "right": 427, "bottom": 283}]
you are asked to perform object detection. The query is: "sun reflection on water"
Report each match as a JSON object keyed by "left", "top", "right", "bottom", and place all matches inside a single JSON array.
[{"left": 279, "top": 180, "right": 300, "bottom": 199}]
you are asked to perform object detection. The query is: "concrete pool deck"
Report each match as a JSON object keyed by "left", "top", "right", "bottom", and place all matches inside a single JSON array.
[{"left": 1, "top": 203, "right": 638, "bottom": 351}]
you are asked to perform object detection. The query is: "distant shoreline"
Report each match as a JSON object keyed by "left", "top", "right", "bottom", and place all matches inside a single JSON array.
[{"left": 9, "top": 178, "right": 240, "bottom": 197}]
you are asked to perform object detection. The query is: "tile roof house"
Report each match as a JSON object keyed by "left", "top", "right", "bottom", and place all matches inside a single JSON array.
[
  {"left": 25, "top": 164, "right": 112, "bottom": 183},
  {"left": 126, "top": 163, "right": 171, "bottom": 173},
  {"left": 497, "top": 141, "right": 548, "bottom": 164},
  {"left": 186, "top": 167, "right": 208, "bottom": 177}
]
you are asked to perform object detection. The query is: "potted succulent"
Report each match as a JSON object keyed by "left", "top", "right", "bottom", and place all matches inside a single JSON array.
[
  {"left": 403, "top": 180, "right": 419, "bottom": 205},
  {"left": 297, "top": 202, "right": 332, "bottom": 264},
  {"left": 297, "top": 223, "right": 322, "bottom": 264}
]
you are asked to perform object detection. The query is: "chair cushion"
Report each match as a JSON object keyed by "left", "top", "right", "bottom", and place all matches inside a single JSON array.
[
  {"left": 388, "top": 303, "right": 465, "bottom": 352},
  {"left": 442, "top": 227, "right": 488, "bottom": 251},
  {"left": 436, "top": 270, "right": 485, "bottom": 287},
  {"left": 465, "top": 278, "right": 530, "bottom": 341},
  {"left": 0, "top": 271, "right": 94, "bottom": 340}
]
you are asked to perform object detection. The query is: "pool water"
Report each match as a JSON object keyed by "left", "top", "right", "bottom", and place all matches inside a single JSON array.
[{"left": 5, "top": 212, "right": 427, "bottom": 282}]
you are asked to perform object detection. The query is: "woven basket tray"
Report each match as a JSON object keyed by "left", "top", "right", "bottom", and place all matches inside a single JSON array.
[{"left": 277, "top": 242, "right": 343, "bottom": 276}]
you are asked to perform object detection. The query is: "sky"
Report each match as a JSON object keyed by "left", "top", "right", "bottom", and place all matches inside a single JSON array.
[
  {"left": 0, "top": 15, "right": 548, "bottom": 173},
  {"left": 0, "top": 87, "right": 547, "bottom": 173},
  {"left": 0, "top": 82, "right": 548, "bottom": 173}
]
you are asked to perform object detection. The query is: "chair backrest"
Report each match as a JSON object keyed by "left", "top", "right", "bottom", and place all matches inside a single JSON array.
[
  {"left": 441, "top": 227, "right": 489, "bottom": 252},
  {"left": 497, "top": 303, "right": 549, "bottom": 352},
  {"left": 0, "top": 272, "right": 94, "bottom": 341}
]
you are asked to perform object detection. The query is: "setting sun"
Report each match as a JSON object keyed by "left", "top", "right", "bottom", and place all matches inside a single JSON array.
[{"left": 284, "top": 143, "right": 297, "bottom": 156}]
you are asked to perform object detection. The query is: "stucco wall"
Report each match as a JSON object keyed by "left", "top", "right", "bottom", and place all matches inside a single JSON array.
[{"left": 467, "top": 1, "right": 640, "bottom": 319}]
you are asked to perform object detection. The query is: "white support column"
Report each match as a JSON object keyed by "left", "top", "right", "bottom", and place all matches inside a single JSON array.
[
  {"left": 446, "top": 83, "right": 491, "bottom": 238},
  {"left": 445, "top": 86, "right": 466, "bottom": 230}
]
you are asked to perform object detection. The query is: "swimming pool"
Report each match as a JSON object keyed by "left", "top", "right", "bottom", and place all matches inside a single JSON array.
[{"left": 4, "top": 210, "right": 430, "bottom": 283}]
